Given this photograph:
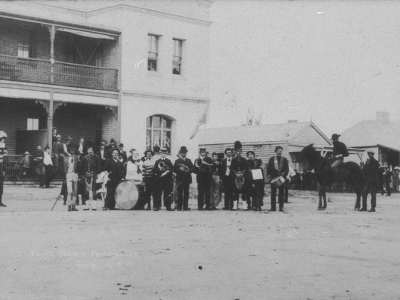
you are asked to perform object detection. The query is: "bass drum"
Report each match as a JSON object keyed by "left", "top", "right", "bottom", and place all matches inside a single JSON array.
[{"left": 115, "top": 180, "right": 146, "bottom": 210}]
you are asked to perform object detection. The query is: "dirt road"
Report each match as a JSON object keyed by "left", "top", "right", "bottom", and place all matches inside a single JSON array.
[{"left": 1, "top": 185, "right": 399, "bottom": 300}]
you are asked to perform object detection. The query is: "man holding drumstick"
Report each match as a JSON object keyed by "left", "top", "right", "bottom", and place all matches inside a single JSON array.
[{"left": 267, "top": 146, "right": 289, "bottom": 212}]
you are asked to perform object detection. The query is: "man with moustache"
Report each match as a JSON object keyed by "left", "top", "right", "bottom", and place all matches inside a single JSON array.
[
  {"left": 230, "top": 141, "right": 248, "bottom": 210},
  {"left": 81, "top": 144, "right": 101, "bottom": 211},
  {"left": 221, "top": 148, "right": 234, "bottom": 210},
  {"left": 359, "top": 150, "right": 380, "bottom": 212},
  {"left": 174, "top": 146, "right": 194, "bottom": 211},
  {"left": 103, "top": 148, "right": 124, "bottom": 210},
  {"left": 152, "top": 147, "right": 174, "bottom": 211},
  {"left": 267, "top": 146, "right": 289, "bottom": 212}
]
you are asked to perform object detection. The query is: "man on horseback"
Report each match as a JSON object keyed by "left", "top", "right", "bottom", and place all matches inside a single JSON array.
[{"left": 331, "top": 134, "right": 349, "bottom": 173}]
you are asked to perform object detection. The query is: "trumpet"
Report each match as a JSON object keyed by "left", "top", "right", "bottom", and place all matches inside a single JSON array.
[
  {"left": 158, "top": 161, "right": 170, "bottom": 172},
  {"left": 178, "top": 164, "right": 190, "bottom": 172}
]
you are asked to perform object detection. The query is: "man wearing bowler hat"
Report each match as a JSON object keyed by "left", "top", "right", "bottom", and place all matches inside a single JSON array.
[
  {"left": 174, "top": 146, "right": 194, "bottom": 211},
  {"left": 193, "top": 147, "right": 213, "bottom": 210},
  {"left": 267, "top": 145, "right": 289, "bottom": 212},
  {"left": 221, "top": 147, "right": 234, "bottom": 210},
  {"left": 230, "top": 141, "right": 248, "bottom": 210},
  {"left": 331, "top": 134, "right": 349, "bottom": 173},
  {"left": 360, "top": 150, "right": 379, "bottom": 212},
  {"left": 152, "top": 147, "right": 174, "bottom": 211},
  {"left": 102, "top": 147, "right": 124, "bottom": 210}
]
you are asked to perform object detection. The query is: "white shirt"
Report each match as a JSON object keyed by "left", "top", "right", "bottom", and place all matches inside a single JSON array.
[
  {"left": 43, "top": 152, "right": 53, "bottom": 166},
  {"left": 78, "top": 142, "right": 83, "bottom": 153},
  {"left": 100, "top": 149, "right": 105, "bottom": 159},
  {"left": 226, "top": 157, "right": 232, "bottom": 176}
]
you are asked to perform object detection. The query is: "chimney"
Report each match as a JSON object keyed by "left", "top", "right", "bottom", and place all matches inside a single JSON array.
[
  {"left": 376, "top": 112, "right": 390, "bottom": 123},
  {"left": 288, "top": 120, "right": 298, "bottom": 123}
]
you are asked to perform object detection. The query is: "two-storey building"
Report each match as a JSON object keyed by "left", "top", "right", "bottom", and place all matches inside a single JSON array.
[{"left": 0, "top": 0, "right": 213, "bottom": 163}]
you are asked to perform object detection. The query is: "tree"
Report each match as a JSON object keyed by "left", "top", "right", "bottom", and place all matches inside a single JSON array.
[{"left": 242, "top": 108, "right": 262, "bottom": 126}]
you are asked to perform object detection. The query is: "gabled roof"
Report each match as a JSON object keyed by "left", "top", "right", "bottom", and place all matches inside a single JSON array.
[
  {"left": 198, "top": 122, "right": 332, "bottom": 145},
  {"left": 340, "top": 120, "right": 400, "bottom": 151}
]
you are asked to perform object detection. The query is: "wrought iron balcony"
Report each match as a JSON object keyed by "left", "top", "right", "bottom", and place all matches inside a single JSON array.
[{"left": 0, "top": 54, "right": 118, "bottom": 91}]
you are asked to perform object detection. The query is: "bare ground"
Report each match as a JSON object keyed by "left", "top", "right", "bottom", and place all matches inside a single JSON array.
[{"left": 0, "top": 185, "right": 399, "bottom": 300}]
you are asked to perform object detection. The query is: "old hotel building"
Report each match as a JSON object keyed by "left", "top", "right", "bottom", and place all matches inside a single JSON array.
[{"left": 0, "top": 1, "right": 213, "bottom": 162}]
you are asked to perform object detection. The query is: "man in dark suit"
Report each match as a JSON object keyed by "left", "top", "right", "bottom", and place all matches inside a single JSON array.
[
  {"left": 96, "top": 142, "right": 109, "bottom": 170},
  {"left": 230, "top": 141, "right": 248, "bottom": 210},
  {"left": 106, "top": 138, "right": 116, "bottom": 156},
  {"left": 103, "top": 148, "right": 124, "bottom": 210},
  {"left": 360, "top": 150, "right": 380, "bottom": 212},
  {"left": 193, "top": 147, "right": 213, "bottom": 210},
  {"left": 267, "top": 145, "right": 289, "bottom": 212},
  {"left": 152, "top": 147, "right": 174, "bottom": 211},
  {"left": 221, "top": 148, "right": 234, "bottom": 210},
  {"left": 174, "top": 146, "right": 194, "bottom": 211},
  {"left": 81, "top": 144, "right": 101, "bottom": 211}
]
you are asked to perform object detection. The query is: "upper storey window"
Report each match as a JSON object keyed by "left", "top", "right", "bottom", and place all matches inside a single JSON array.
[{"left": 148, "top": 35, "right": 159, "bottom": 71}]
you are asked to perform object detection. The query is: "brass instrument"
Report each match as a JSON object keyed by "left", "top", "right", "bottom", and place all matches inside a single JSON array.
[
  {"left": 158, "top": 161, "right": 170, "bottom": 172},
  {"left": 178, "top": 164, "right": 190, "bottom": 172},
  {"left": 195, "top": 156, "right": 213, "bottom": 168}
]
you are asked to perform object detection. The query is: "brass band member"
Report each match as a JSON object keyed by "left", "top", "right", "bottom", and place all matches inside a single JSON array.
[
  {"left": 193, "top": 147, "right": 213, "bottom": 210},
  {"left": 142, "top": 149, "right": 156, "bottom": 210},
  {"left": 221, "top": 148, "right": 234, "bottom": 210},
  {"left": 230, "top": 141, "right": 248, "bottom": 210},
  {"left": 247, "top": 156, "right": 265, "bottom": 211},
  {"left": 267, "top": 146, "right": 289, "bottom": 212},
  {"left": 173, "top": 146, "right": 194, "bottom": 211},
  {"left": 0, "top": 131, "right": 7, "bottom": 207},
  {"left": 103, "top": 148, "right": 124, "bottom": 210},
  {"left": 152, "top": 147, "right": 174, "bottom": 211},
  {"left": 81, "top": 144, "right": 101, "bottom": 211},
  {"left": 210, "top": 152, "right": 224, "bottom": 210}
]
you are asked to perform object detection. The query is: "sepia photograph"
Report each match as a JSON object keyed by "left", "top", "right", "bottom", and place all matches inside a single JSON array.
[{"left": 0, "top": 0, "right": 399, "bottom": 299}]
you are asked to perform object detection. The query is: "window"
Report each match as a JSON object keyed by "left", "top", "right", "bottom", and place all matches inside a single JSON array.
[
  {"left": 148, "top": 35, "right": 159, "bottom": 71},
  {"left": 27, "top": 118, "right": 39, "bottom": 130},
  {"left": 63, "top": 46, "right": 76, "bottom": 64},
  {"left": 172, "top": 39, "right": 183, "bottom": 75},
  {"left": 146, "top": 115, "right": 172, "bottom": 153},
  {"left": 18, "top": 30, "right": 33, "bottom": 58}
]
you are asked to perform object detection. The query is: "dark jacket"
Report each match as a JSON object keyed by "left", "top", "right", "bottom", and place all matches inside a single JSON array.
[
  {"left": 211, "top": 160, "right": 224, "bottom": 177},
  {"left": 332, "top": 141, "right": 349, "bottom": 158},
  {"left": 52, "top": 142, "right": 64, "bottom": 155},
  {"left": 80, "top": 154, "right": 101, "bottom": 176},
  {"left": 96, "top": 149, "right": 110, "bottom": 161},
  {"left": 103, "top": 157, "right": 124, "bottom": 185},
  {"left": 193, "top": 156, "right": 213, "bottom": 184},
  {"left": 362, "top": 157, "right": 380, "bottom": 186},
  {"left": 153, "top": 158, "right": 174, "bottom": 182},
  {"left": 230, "top": 156, "right": 248, "bottom": 175},
  {"left": 267, "top": 155, "right": 289, "bottom": 179},
  {"left": 173, "top": 157, "right": 194, "bottom": 184}
]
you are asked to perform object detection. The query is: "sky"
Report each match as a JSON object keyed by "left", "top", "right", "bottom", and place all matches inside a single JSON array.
[{"left": 206, "top": 0, "right": 400, "bottom": 137}]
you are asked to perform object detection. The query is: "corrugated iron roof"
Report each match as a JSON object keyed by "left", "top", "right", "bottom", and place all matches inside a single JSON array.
[
  {"left": 198, "top": 122, "right": 326, "bottom": 145},
  {"left": 340, "top": 120, "right": 400, "bottom": 151}
]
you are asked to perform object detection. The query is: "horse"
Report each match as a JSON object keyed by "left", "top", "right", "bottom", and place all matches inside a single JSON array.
[{"left": 300, "top": 144, "right": 364, "bottom": 210}]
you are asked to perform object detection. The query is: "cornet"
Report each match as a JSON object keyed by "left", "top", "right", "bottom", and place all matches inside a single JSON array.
[
  {"left": 158, "top": 161, "right": 170, "bottom": 172},
  {"left": 178, "top": 164, "right": 190, "bottom": 172}
]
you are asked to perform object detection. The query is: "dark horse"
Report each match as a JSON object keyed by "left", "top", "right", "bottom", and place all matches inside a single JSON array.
[{"left": 300, "top": 144, "right": 364, "bottom": 210}]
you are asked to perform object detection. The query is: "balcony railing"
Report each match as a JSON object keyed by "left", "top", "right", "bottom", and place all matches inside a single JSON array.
[{"left": 0, "top": 54, "right": 118, "bottom": 91}]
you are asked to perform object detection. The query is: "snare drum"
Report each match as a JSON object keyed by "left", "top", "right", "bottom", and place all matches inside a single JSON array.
[
  {"left": 271, "top": 176, "right": 285, "bottom": 188},
  {"left": 115, "top": 180, "right": 145, "bottom": 210}
]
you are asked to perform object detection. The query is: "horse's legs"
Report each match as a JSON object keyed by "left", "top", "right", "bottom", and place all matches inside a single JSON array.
[
  {"left": 321, "top": 184, "right": 327, "bottom": 209},
  {"left": 354, "top": 191, "right": 361, "bottom": 210},
  {"left": 318, "top": 184, "right": 323, "bottom": 210}
]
